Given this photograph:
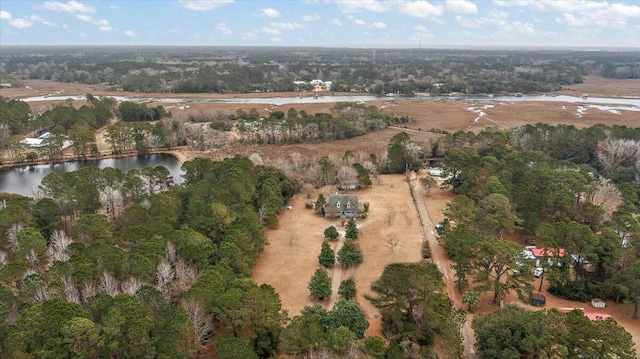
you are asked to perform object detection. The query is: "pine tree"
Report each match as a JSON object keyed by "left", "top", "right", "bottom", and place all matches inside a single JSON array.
[
  {"left": 337, "top": 239, "right": 363, "bottom": 268},
  {"left": 308, "top": 268, "right": 332, "bottom": 300},
  {"left": 319, "top": 241, "right": 336, "bottom": 268},
  {"left": 345, "top": 218, "right": 358, "bottom": 240},
  {"left": 338, "top": 278, "right": 356, "bottom": 300}
]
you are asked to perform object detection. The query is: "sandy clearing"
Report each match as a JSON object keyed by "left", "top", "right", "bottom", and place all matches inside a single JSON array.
[{"left": 252, "top": 174, "right": 425, "bottom": 339}]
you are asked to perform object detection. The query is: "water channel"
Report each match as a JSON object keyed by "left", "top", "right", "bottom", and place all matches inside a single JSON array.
[
  {"left": 0, "top": 154, "right": 184, "bottom": 197},
  {"left": 20, "top": 93, "right": 640, "bottom": 107}
]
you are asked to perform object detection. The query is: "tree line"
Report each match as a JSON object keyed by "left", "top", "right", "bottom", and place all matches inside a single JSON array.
[{"left": 3, "top": 47, "right": 639, "bottom": 95}]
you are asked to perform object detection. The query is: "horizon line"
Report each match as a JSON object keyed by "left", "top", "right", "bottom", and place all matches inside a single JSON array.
[{"left": 1, "top": 44, "right": 639, "bottom": 51}]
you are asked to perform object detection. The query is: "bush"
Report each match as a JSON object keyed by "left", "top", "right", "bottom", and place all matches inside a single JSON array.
[
  {"left": 548, "top": 282, "right": 601, "bottom": 302},
  {"left": 422, "top": 242, "right": 431, "bottom": 259}
]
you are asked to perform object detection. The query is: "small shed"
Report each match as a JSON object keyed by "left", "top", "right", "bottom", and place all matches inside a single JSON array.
[{"left": 591, "top": 298, "right": 605, "bottom": 308}]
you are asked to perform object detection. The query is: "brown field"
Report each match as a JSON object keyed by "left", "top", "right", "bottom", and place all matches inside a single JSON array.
[
  {"left": 3, "top": 77, "right": 639, "bottom": 354},
  {"left": 252, "top": 175, "right": 425, "bottom": 338}
]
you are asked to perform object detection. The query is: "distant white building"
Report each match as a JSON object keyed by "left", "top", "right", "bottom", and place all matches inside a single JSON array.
[
  {"left": 20, "top": 132, "right": 51, "bottom": 148},
  {"left": 294, "top": 79, "right": 332, "bottom": 91},
  {"left": 20, "top": 132, "right": 72, "bottom": 150}
]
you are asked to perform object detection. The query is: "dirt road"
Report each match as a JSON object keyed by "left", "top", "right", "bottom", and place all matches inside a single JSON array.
[{"left": 411, "top": 179, "right": 477, "bottom": 358}]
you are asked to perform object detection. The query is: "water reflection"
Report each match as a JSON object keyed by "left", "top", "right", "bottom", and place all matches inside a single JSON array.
[{"left": 0, "top": 154, "right": 184, "bottom": 197}]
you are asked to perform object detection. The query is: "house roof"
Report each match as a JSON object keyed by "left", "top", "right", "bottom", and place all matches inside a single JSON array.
[
  {"left": 327, "top": 194, "right": 359, "bottom": 209},
  {"left": 530, "top": 247, "right": 566, "bottom": 258}
]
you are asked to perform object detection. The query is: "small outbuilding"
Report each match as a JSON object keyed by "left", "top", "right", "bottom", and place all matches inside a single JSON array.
[{"left": 591, "top": 298, "right": 605, "bottom": 309}]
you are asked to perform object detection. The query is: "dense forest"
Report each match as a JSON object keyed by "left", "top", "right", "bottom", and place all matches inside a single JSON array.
[{"left": 1, "top": 46, "right": 639, "bottom": 94}]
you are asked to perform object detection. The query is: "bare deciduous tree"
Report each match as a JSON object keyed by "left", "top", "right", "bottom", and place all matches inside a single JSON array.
[
  {"left": 81, "top": 283, "right": 97, "bottom": 300},
  {"left": 26, "top": 249, "right": 39, "bottom": 269},
  {"left": 586, "top": 178, "right": 624, "bottom": 220},
  {"left": 62, "top": 276, "right": 80, "bottom": 303},
  {"left": 174, "top": 259, "right": 198, "bottom": 294},
  {"left": 597, "top": 138, "right": 640, "bottom": 176},
  {"left": 121, "top": 277, "right": 143, "bottom": 295},
  {"left": 48, "top": 230, "right": 72, "bottom": 263},
  {"left": 258, "top": 203, "right": 268, "bottom": 225},
  {"left": 7, "top": 223, "right": 23, "bottom": 252},
  {"left": 156, "top": 261, "right": 173, "bottom": 300},
  {"left": 337, "top": 165, "right": 358, "bottom": 190},
  {"left": 33, "top": 286, "right": 49, "bottom": 303},
  {"left": 384, "top": 234, "right": 400, "bottom": 252},
  {"left": 248, "top": 152, "right": 264, "bottom": 166},
  {"left": 182, "top": 299, "right": 214, "bottom": 345},
  {"left": 165, "top": 242, "right": 177, "bottom": 266},
  {"left": 0, "top": 250, "right": 7, "bottom": 267},
  {"left": 99, "top": 272, "right": 120, "bottom": 296}
]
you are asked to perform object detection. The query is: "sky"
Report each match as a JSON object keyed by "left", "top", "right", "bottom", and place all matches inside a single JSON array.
[{"left": 1, "top": 0, "right": 639, "bottom": 48}]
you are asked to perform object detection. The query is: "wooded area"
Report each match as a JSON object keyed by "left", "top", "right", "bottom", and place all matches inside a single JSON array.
[{"left": 1, "top": 47, "right": 639, "bottom": 95}]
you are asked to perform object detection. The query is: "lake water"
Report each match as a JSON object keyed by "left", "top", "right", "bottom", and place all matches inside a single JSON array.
[
  {"left": 0, "top": 154, "right": 184, "bottom": 197},
  {"left": 20, "top": 93, "right": 640, "bottom": 107}
]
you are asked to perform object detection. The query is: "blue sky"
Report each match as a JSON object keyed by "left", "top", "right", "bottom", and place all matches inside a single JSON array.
[{"left": 1, "top": 0, "right": 639, "bottom": 48}]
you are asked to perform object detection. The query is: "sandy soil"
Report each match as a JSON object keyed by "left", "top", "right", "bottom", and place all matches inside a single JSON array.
[{"left": 252, "top": 174, "right": 425, "bottom": 339}]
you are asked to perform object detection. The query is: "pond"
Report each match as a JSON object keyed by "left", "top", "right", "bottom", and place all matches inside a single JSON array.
[{"left": 0, "top": 154, "right": 184, "bottom": 197}]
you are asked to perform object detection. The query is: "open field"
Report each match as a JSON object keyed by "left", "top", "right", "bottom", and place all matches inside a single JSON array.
[{"left": 252, "top": 175, "right": 425, "bottom": 338}]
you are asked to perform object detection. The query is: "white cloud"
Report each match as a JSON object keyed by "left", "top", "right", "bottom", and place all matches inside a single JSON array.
[
  {"left": 399, "top": 1, "right": 444, "bottom": 20},
  {"left": 124, "top": 30, "right": 137, "bottom": 37},
  {"left": 262, "top": 8, "right": 280, "bottom": 18},
  {"left": 554, "top": 2, "right": 640, "bottom": 30},
  {"left": 27, "top": 15, "right": 57, "bottom": 27},
  {"left": 216, "top": 22, "right": 233, "bottom": 35},
  {"left": 334, "top": 0, "right": 392, "bottom": 13},
  {"left": 372, "top": 21, "right": 387, "bottom": 29},
  {"left": 412, "top": 24, "right": 433, "bottom": 41},
  {"left": 456, "top": 9, "right": 537, "bottom": 36},
  {"left": 445, "top": 0, "right": 478, "bottom": 14},
  {"left": 268, "top": 22, "right": 304, "bottom": 30},
  {"left": 76, "top": 14, "right": 92, "bottom": 22},
  {"left": 0, "top": 10, "right": 12, "bottom": 21},
  {"left": 76, "top": 15, "right": 111, "bottom": 31},
  {"left": 10, "top": 18, "right": 33, "bottom": 28},
  {"left": 62, "top": 24, "right": 69, "bottom": 29},
  {"left": 262, "top": 26, "right": 280, "bottom": 35},
  {"left": 332, "top": 18, "right": 343, "bottom": 25},
  {"left": 42, "top": 0, "right": 95, "bottom": 13},
  {"left": 303, "top": 14, "right": 320, "bottom": 21},
  {"left": 354, "top": 19, "right": 366, "bottom": 25},
  {"left": 177, "top": 0, "right": 234, "bottom": 11}
]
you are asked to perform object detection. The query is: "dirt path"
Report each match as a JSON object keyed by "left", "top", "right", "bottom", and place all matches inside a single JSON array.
[
  {"left": 327, "top": 234, "right": 345, "bottom": 309},
  {"left": 411, "top": 177, "right": 477, "bottom": 358}
]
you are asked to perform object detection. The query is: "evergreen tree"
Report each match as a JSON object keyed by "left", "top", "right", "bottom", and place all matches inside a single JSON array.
[
  {"left": 318, "top": 241, "right": 335, "bottom": 268},
  {"left": 345, "top": 218, "right": 358, "bottom": 240},
  {"left": 337, "top": 239, "right": 363, "bottom": 268},
  {"left": 308, "top": 268, "right": 332, "bottom": 300},
  {"left": 338, "top": 278, "right": 356, "bottom": 300}
]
